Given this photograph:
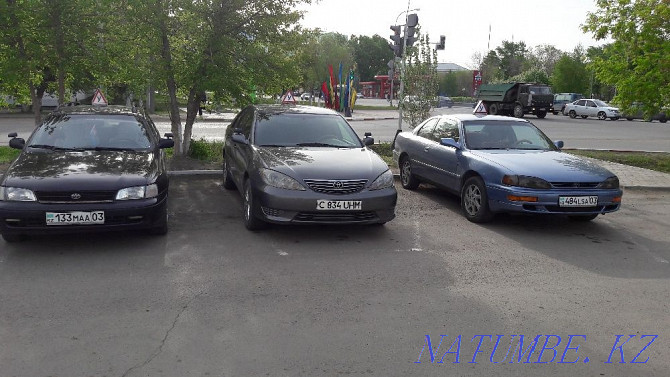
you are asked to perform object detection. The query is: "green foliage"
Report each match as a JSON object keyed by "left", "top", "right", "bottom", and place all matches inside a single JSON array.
[
  {"left": 401, "top": 32, "right": 438, "bottom": 128},
  {"left": 188, "top": 139, "right": 224, "bottom": 162},
  {"left": 0, "top": 146, "right": 21, "bottom": 164},
  {"left": 438, "top": 71, "right": 473, "bottom": 97},
  {"left": 349, "top": 35, "right": 394, "bottom": 82},
  {"left": 509, "top": 68, "right": 550, "bottom": 85},
  {"left": 583, "top": 0, "right": 670, "bottom": 117},
  {"left": 298, "top": 32, "right": 355, "bottom": 95},
  {"left": 566, "top": 150, "right": 670, "bottom": 174},
  {"left": 551, "top": 53, "right": 590, "bottom": 94}
]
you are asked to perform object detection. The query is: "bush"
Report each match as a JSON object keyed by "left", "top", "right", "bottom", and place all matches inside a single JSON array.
[{"left": 188, "top": 139, "right": 224, "bottom": 162}]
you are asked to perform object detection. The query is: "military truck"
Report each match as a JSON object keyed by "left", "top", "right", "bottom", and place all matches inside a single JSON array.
[{"left": 477, "top": 83, "right": 554, "bottom": 118}]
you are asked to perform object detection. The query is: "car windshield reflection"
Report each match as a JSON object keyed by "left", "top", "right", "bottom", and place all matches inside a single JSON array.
[
  {"left": 463, "top": 120, "right": 557, "bottom": 151},
  {"left": 254, "top": 113, "right": 362, "bottom": 148}
]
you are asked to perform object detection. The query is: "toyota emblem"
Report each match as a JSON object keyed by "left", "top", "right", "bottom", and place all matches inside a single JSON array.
[
  {"left": 333, "top": 181, "right": 343, "bottom": 189},
  {"left": 71, "top": 193, "right": 82, "bottom": 200}
]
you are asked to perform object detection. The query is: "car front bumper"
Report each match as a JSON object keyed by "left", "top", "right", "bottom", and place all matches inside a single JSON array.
[
  {"left": 0, "top": 195, "right": 167, "bottom": 236},
  {"left": 486, "top": 184, "right": 622, "bottom": 215},
  {"left": 252, "top": 184, "right": 397, "bottom": 225}
]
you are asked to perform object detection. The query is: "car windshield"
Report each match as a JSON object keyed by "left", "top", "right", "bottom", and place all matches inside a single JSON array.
[
  {"left": 27, "top": 114, "right": 152, "bottom": 150},
  {"left": 594, "top": 100, "right": 610, "bottom": 107},
  {"left": 529, "top": 86, "right": 552, "bottom": 95},
  {"left": 463, "top": 120, "right": 557, "bottom": 151},
  {"left": 254, "top": 113, "right": 363, "bottom": 148}
]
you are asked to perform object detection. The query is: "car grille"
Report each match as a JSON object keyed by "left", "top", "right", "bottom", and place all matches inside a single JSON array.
[
  {"left": 303, "top": 179, "right": 368, "bottom": 194},
  {"left": 35, "top": 190, "right": 117, "bottom": 203},
  {"left": 550, "top": 182, "right": 600, "bottom": 189},
  {"left": 293, "top": 211, "right": 377, "bottom": 222}
]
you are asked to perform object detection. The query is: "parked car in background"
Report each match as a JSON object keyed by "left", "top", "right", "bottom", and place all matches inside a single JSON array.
[
  {"left": 623, "top": 103, "right": 667, "bottom": 123},
  {"left": 356, "top": 93, "right": 365, "bottom": 99},
  {"left": 300, "top": 92, "right": 312, "bottom": 101},
  {"left": 437, "top": 96, "right": 453, "bottom": 108},
  {"left": 393, "top": 114, "right": 622, "bottom": 223},
  {"left": 553, "top": 93, "right": 583, "bottom": 115},
  {"left": 222, "top": 105, "right": 397, "bottom": 230},
  {"left": 0, "top": 105, "right": 174, "bottom": 242},
  {"left": 564, "top": 99, "right": 621, "bottom": 120}
]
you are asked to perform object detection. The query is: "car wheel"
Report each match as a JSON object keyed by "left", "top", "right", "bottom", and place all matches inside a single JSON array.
[
  {"left": 2, "top": 234, "right": 24, "bottom": 243},
  {"left": 461, "top": 176, "right": 494, "bottom": 223},
  {"left": 513, "top": 104, "right": 524, "bottom": 118},
  {"left": 222, "top": 158, "right": 236, "bottom": 190},
  {"left": 611, "top": 117, "right": 619, "bottom": 121},
  {"left": 561, "top": 106, "right": 567, "bottom": 115},
  {"left": 243, "top": 180, "right": 267, "bottom": 230},
  {"left": 660, "top": 118, "right": 667, "bottom": 123},
  {"left": 568, "top": 214, "right": 598, "bottom": 222},
  {"left": 569, "top": 110, "right": 577, "bottom": 119},
  {"left": 399, "top": 156, "right": 420, "bottom": 190},
  {"left": 536, "top": 110, "right": 547, "bottom": 119},
  {"left": 151, "top": 204, "right": 169, "bottom": 235},
  {"left": 581, "top": 115, "right": 588, "bottom": 119},
  {"left": 488, "top": 103, "right": 498, "bottom": 115},
  {"left": 597, "top": 111, "right": 607, "bottom": 120},
  {"left": 626, "top": 117, "right": 633, "bottom": 121}
]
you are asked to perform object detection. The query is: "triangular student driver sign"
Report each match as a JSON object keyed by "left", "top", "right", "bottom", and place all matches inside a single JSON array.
[
  {"left": 281, "top": 90, "right": 297, "bottom": 104},
  {"left": 473, "top": 100, "right": 487, "bottom": 115},
  {"left": 92, "top": 89, "right": 108, "bottom": 106}
]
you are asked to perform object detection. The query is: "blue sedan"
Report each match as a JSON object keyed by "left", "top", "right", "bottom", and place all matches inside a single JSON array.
[{"left": 392, "top": 114, "right": 622, "bottom": 222}]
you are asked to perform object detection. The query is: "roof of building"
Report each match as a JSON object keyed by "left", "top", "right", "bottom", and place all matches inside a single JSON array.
[{"left": 436, "top": 63, "right": 468, "bottom": 72}]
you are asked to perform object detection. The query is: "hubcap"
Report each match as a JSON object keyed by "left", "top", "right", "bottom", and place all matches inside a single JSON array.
[
  {"left": 244, "top": 186, "right": 251, "bottom": 221},
  {"left": 464, "top": 184, "right": 481, "bottom": 216},
  {"left": 401, "top": 161, "right": 411, "bottom": 185}
]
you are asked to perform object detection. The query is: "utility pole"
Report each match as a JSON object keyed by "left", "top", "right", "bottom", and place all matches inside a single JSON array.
[{"left": 396, "top": 13, "right": 418, "bottom": 131}]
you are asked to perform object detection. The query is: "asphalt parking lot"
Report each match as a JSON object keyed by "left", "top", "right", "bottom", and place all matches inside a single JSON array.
[{"left": 1, "top": 176, "right": 669, "bottom": 377}]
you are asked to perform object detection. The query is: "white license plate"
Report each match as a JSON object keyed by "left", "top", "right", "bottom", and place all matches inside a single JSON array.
[
  {"left": 46, "top": 211, "right": 105, "bottom": 225},
  {"left": 316, "top": 200, "right": 362, "bottom": 211},
  {"left": 558, "top": 196, "right": 598, "bottom": 207}
]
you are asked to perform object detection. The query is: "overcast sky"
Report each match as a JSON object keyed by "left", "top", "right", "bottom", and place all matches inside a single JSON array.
[{"left": 297, "top": 0, "right": 606, "bottom": 68}]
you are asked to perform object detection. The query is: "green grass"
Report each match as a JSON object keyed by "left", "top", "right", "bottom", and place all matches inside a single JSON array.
[
  {"left": 369, "top": 143, "right": 395, "bottom": 167},
  {"left": 0, "top": 147, "right": 20, "bottom": 164},
  {"left": 565, "top": 149, "right": 670, "bottom": 174},
  {"left": 187, "top": 139, "right": 224, "bottom": 162}
]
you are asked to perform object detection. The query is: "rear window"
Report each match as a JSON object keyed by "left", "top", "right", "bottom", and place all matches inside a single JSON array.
[{"left": 254, "top": 113, "right": 363, "bottom": 148}]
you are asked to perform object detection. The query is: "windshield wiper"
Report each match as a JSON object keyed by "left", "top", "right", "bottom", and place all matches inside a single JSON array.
[
  {"left": 257, "top": 144, "right": 287, "bottom": 147},
  {"left": 85, "top": 146, "right": 138, "bottom": 151},
  {"left": 28, "top": 144, "right": 84, "bottom": 151},
  {"left": 296, "top": 142, "right": 350, "bottom": 148}
]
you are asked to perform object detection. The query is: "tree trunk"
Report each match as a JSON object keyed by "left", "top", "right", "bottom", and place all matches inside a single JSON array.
[
  {"left": 160, "top": 24, "right": 183, "bottom": 155},
  {"left": 182, "top": 89, "right": 200, "bottom": 156},
  {"left": 30, "top": 84, "right": 46, "bottom": 126}
]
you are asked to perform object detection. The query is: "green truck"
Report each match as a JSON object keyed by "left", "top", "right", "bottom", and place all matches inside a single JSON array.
[{"left": 477, "top": 83, "right": 554, "bottom": 118}]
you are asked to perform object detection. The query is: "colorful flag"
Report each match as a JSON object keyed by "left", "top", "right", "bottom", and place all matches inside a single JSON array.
[
  {"left": 338, "top": 63, "right": 344, "bottom": 111},
  {"left": 328, "top": 65, "right": 336, "bottom": 109},
  {"left": 321, "top": 81, "right": 329, "bottom": 108},
  {"left": 350, "top": 86, "right": 357, "bottom": 110},
  {"left": 344, "top": 73, "right": 350, "bottom": 112}
]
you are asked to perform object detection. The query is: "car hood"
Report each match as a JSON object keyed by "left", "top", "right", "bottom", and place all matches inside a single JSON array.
[
  {"left": 2, "top": 150, "right": 159, "bottom": 191},
  {"left": 256, "top": 146, "right": 389, "bottom": 180},
  {"left": 469, "top": 150, "right": 616, "bottom": 182}
]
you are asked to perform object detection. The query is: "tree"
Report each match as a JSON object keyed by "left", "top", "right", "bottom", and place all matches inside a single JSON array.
[
  {"left": 583, "top": 0, "right": 670, "bottom": 117},
  {"left": 348, "top": 34, "right": 393, "bottom": 82},
  {"left": 495, "top": 40, "right": 528, "bottom": 79},
  {"left": 401, "top": 33, "right": 438, "bottom": 128},
  {"left": 526, "top": 44, "right": 563, "bottom": 78},
  {"left": 299, "top": 32, "right": 354, "bottom": 99},
  {"left": 551, "top": 50, "right": 589, "bottom": 94}
]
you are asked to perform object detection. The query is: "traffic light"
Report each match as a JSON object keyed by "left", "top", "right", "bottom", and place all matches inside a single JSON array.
[
  {"left": 436, "top": 35, "right": 445, "bottom": 50},
  {"left": 389, "top": 25, "right": 402, "bottom": 57},
  {"left": 404, "top": 14, "right": 418, "bottom": 47}
]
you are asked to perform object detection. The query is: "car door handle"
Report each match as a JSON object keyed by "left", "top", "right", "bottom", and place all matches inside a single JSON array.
[{"left": 424, "top": 146, "right": 430, "bottom": 152}]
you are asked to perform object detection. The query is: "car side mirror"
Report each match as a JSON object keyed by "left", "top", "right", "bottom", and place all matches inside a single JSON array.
[
  {"left": 232, "top": 133, "right": 248, "bottom": 145},
  {"left": 554, "top": 140, "right": 564, "bottom": 149},
  {"left": 440, "top": 138, "right": 461, "bottom": 149},
  {"left": 8, "top": 132, "right": 18, "bottom": 138},
  {"left": 164, "top": 132, "right": 173, "bottom": 139},
  {"left": 158, "top": 138, "right": 174, "bottom": 149},
  {"left": 363, "top": 137, "right": 375, "bottom": 146},
  {"left": 9, "top": 137, "right": 25, "bottom": 150}
]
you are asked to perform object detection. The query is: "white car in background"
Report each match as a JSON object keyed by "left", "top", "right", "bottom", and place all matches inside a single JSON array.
[{"left": 564, "top": 99, "right": 621, "bottom": 120}]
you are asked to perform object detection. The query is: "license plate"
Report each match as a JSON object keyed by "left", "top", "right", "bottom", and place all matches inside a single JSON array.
[
  {"left": 316, "top": 200, "right": 362, "bottom": 211},
  {"left": 46, "top": 211, "right": 105, "bottom": 225},
  {"left": 558, "top": 196, "right": 598, "bottom": 207}
]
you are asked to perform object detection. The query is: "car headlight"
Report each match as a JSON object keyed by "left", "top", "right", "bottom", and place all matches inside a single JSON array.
[
  {"left": 0, "top": 187, "right": 37, "bottom": 201},
  {"left": 115, "top": 184, "right": 158, "bottom": 200},
  {"left": 502, "top": 175, "right": 552, "bottom": 189},
  {"left": 260, "top": 168, "right": 305, "bottom": 190},
  {"left": 597, "top": 176, "right": 619, "bottom": 189},
  {"left": 369, "top": 170, "right": 394, "bottom": 190}
]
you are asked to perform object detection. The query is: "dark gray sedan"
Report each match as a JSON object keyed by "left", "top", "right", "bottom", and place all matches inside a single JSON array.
[{"left": 222, "top": 105, "right": 397, "bottom": 230}]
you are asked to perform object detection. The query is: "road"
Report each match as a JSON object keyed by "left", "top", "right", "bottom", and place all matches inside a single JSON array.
[
  {"left": 1, "top": 176, "right": 668, "bottom": 376},
  {"left": 2, "top": 108, "right": 669, "bottom": 152}
]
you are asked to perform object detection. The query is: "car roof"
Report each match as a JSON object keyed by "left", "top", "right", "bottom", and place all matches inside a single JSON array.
[
  {"left": 49, "top": 105, "right": 144, "bottom": 117},
  {"left": 252, "top": 104, "right": 340, "bottom": 117}
]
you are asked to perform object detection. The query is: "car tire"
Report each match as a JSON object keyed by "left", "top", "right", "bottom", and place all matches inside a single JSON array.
[
  {"left": 151, "top": 205, "right": 169, "bottom": 235},
  {"left": 513, "top": 104, "right": 524, "bottom": 118},
  {"left": 581, "top": 115, "right": 588, "bottom": 119},
  {"left": 626, "top": 117, "right": 633, "bottom": 121},
  {"left": 536, "top": 111, "right": 547, "bottom": 119},
  {"left": 597, "top": 111, "right": 607, "bottom": 120},
  {"left": 569, "top": 110, "right": 577, "bottom": 119},
  {"left": 568, "top": 214, "right": 598, "bottom": 222},
  {"left": 561, "top": 106, "right": 567, "bottom": 115},
  {"left": 461, "top": 176, "right": 494, "bottom": 223},
  {"left": 399, "top": 156, "right": 420, "bottom": 190},
  {"left": 488, "top": 103, "right": 498, "bottom": 115},
  {"left": 611, "top": 117, "right": 619, "bottom": 121},
  {"left": 552, "top": 111, "right": 558, "bottom": 115},
  {"left": 222, "top": 158, "right": 236, "bottom": 190},
  {"left": 660, "top": 118, "right": 667, "bottom": 123},
  {"left": 2, "top": 234, "right": 24, "bottom": 243},
  {"left": 243, "top": 180, "right": 267, "bottom": 230}
]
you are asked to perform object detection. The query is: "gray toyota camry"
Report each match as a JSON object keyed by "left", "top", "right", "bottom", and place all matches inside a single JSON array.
[{"left": 222, "top": 105, "right": 397, "bottom": 230}]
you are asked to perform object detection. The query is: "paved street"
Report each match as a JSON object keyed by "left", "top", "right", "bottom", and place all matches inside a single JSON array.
[{"left": 0, "top": 176, "right": 669, "bottom": 376}]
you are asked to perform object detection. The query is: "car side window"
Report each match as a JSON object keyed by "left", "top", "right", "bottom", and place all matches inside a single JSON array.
[
  {"left": 416, "top": 118, "right": 438, "bottom": 139},
  {"left": 434, "top": 118, "right": 460, "bottom": 142},
  {"left": 238, "top": 108, "right": 254, "bottom": 139},
  {"left": 576, "top": 100, "right": 586, "bottom": 106}
]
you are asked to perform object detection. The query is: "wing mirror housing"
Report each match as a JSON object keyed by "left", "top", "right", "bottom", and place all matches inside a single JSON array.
[
  {"left": 363, "top": 132, "right": 374, "bottom": 146},
  {"left": 554, "top": 140, "right": 564, "bottom": 149},
  {"left": 232, "top": 133, "right": 248, "bottom": 145},
  {"left": 9, "top": 133, "right": 25, "bottom": 150},
  {"left": 164, "top": 132, "right": 173, "bottom": 139},
  {"left": 440, "top": 138, "right": 461, "bottom": 149},
  {"left": 158, "top": 138, "right": 174, "bottom": 149}
]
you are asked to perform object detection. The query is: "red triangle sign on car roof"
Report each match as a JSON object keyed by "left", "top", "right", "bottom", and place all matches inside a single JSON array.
[
  {"left": 473, "top": 100, "right": 487, "bottom": 115},
  {"left": 281, "top": 90, "right": 297, "bottom": 104},
  {"left": 91, "top": 89, "right": 108, "bottom": 106}
]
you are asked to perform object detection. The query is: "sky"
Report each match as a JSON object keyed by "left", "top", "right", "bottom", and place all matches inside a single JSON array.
[{"left": 297, "top": 0, "right": 607, "bottom": 68}]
